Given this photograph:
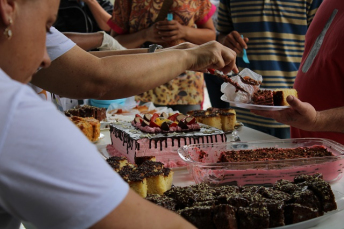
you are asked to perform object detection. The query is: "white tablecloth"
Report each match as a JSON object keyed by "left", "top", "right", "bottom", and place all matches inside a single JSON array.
[{"left": 97, "top": 126, "right": 344, "bottom": 229}]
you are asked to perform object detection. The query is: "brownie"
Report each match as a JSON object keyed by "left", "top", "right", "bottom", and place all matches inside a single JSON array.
[
  {"left": 263, "top": 198, "right": 285, "bottom": 227},
  {"left": 212, "top": 204, "right": 238, "bottom": 229},
  {"left": 216, "top": 193, "right": 250, "bottom": 208},
  {"left": 165, "top": 185, "right": 216, "bottom": 209},
  {"left": 178, "top": 206, "right": 216, "bottom": 229},
  {"left": 261, "top": 187, "right": 292, "bottom": 203},
  {"left": 307, "top": 179, "right": 337, "bottom": 212},
  {"left": 238, "top": 203, "right": 270, "bottom": 229},
  {"left": 145, "top": 194, "right": 176, "bottom": 211},
  {"left": 284, "top": 203, "right": 319, "bottom": 225},
  {"left": 273, "top": 179, "right": 302, "bottom": 194},
  {"left": 64, "top": 105, "right": 106, "bottom": 121},
  {"left": 290, "top": 189, "right": 323, "bottom": 215}
]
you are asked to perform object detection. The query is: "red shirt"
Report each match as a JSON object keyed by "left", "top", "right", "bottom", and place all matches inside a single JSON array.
[{"left": 292, "top": 0, "right": 344, "bottom": 144}]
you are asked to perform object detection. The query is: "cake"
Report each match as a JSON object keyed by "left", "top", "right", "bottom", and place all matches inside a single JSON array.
[
  {"left": 274, "top": 89, "right": 298, "bottom": 106},
  {"left": 146, "top": 174, "right": 337, "bottom": 228},
  {"left": 187, "top": 108, "right": 237, "bottom": 132},
  {"left": 107, "top": 113, "right": 227, "bottom": 168},
  {"left": 65, "top": 105, "right": 106, "bottom": 121},
  {"left": 252, "top": 89, "right": 298, "bottom": 106},
  {"left": 69, "top": 116, "right": 100, "bottom": 142},
  {"left": 106, "top": 156, "right": 173, "bottom": 197},
  {"left": 252, "top": 90, "right": 274, "bottom": 105}
]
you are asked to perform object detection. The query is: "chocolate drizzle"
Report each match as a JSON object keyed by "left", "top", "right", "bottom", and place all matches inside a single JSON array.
[{"left": 110, "top": 122, "right": 227, "bottom": 155}]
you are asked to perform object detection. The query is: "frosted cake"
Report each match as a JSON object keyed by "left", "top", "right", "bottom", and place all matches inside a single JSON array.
[{"left": 107, "top": 113, "right": 227, "bottom": 168}]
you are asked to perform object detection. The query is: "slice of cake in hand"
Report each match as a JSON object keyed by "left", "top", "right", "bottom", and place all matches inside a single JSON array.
[
  {"left": 252, "top": 90, "right": 274, "bottom": 106},
  {"left": 273, "top": 89, "right": 298, "bottom": 106}
]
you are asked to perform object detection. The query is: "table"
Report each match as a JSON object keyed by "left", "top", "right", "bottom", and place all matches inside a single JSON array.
[{"left": 96, "top": 126, "right": 344, "bottom": 229}]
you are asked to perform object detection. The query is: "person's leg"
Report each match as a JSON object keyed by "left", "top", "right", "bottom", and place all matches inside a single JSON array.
[
  {"left": 204, "top": 73, "right": 230, "bottom": 109},
  {"left": 244, "top": 123, "right": 290, "bottom": 139}
]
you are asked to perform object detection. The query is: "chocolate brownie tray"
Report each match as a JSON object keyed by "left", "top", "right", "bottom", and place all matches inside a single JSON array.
[{"left": 178, "top": 138, "right": 344, "bottom": 186}]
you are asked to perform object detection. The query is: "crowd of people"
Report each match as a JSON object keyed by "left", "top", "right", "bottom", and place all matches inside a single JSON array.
[{"left": 1, "top": 0, "right": 344, "bottom": 228}]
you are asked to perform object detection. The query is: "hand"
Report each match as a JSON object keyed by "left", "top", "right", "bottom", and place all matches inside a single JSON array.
[
  {"left": 186, "top": 41, "right": 238, "bottom": 74},
  {"left": 156, "top": 20, "right": 186, "bottom": 42},
  {"left": 144, "top": 23, "right": 165, "bottom": 43},
  {"left": 251, "top": 96, "right": 318, "bottom": 132},
  {"left": 220, "top": 31, "right": 249, "bottom": 54}
]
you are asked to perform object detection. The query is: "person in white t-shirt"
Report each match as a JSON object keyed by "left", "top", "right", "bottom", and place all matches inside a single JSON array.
[{"left": 0, "top": 0, "right": 238, "bottom": 228}]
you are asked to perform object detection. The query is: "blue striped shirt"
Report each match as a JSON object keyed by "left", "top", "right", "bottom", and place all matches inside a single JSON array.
[{"left": 217, "top": 0, "right": 322, "bottom": 128}]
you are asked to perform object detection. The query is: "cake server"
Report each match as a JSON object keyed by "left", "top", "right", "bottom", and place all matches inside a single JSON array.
[
  {"left": 207, "top": 69, "right": 248, "bottom": 94},
  {"left": 241, "top": 35, "right": 250, "bottom": 64}
]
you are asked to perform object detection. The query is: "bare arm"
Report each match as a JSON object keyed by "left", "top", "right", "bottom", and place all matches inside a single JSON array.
[
  {"left": 111, "top": 28, "right": 154, "bottom": 49},
  {"left": 89, "top": 189, "right": 196, "bottom": 229},
  {"left": 83, "top": 0, "right": 112, "bottom": 32},
  {"left": 63, "top": 32, "right": 103, "bottom": 51},
  {"left": 157, "top": 18, "right": 216, "bottom": 45},
  {"left": 31, "top": 41, "right": 238, "bottom": 100},
  {"left": 251, "top": 96, "right": 344, "bottom": 133}
]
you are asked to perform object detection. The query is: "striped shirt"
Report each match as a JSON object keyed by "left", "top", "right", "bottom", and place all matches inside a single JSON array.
[{"left": 217, "top": 0, "right": 322, "bottom": 128}]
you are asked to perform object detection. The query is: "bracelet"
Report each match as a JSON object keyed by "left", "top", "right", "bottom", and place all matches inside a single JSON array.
[{"left": 148, "top": 44, "right": 163, "bottom": 53}]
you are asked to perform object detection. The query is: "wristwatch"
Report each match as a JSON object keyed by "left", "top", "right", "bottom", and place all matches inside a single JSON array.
[{"left": 148, "top": 44, "right": 163, "bottom": 53}]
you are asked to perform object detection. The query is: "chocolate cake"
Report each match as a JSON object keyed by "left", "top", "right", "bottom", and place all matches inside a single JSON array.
[
  {"left": 217, "top": 146, "right": 333, "bottom": 162},
  {"left": 252, "top": 89, "right": 298, "bottom": 106},
  {"left": 145, "top": 194, "right": 176, "bottom": 211},
  {"left": 252, "top": 90, "right": 274, "bottom": 106},
  {"left": 146, "top": 174, "right": 337, "bottom": 229},
  {"left": 65, "top": 105, "right": 106, "bottom": 121}
]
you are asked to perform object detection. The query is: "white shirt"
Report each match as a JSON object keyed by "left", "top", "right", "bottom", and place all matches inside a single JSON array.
[
  {"left": 0, "top": 69, "right": 129, "bottom": 229},
  {"left": 29, "top": 27, "right": 79, "bottom": 111}
]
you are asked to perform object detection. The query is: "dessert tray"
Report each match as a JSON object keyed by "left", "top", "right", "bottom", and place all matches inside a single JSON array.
[
  {"left": 178, "top": 138, "right": 344, "bottom": 186},
  {"left": 221, "top": 94, "right": 289, "bottom": 111}
]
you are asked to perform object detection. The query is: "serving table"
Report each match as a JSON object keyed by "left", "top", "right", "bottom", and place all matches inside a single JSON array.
[{"left": 96, "top": 126, "right": 344, "bottom": 229}]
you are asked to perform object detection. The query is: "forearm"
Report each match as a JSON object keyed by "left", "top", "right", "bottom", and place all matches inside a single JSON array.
[
  {"left": 63, "top": 32, "right": 103, "bottom": 51},
  {"left": 184, "top": 27, "right": 216, "bottom": 44},
  {"left": 315, "top": 107, "right": 344, "bottom": 133},
  {"left": 90, "top": 48, "right": 149, "bottom": 57},
  {"left": 111, "top": 30, "right": 148, "bottom": 49},
  {"left": 32, "top": 46, "right": 190, "bottom": 99},
  {"left": 90, "top": 189, "right": 196, "bottom": 229},
  {"left": 85, "top": 0, "right": 112, "bottom": 32}
]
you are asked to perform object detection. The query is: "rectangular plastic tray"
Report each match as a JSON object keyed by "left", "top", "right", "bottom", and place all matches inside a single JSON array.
[{"left": 178, "top": 138, "right": 344, "bottom": 186}]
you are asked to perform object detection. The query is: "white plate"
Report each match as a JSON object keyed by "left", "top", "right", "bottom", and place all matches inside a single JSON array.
[
  {"left": 93, "top": 133, "right": 104, "bottom": 143},
  {"left": 273, "top": 190, "right": 344, "bottom": 229},
  {"left": 221, "top": 95, "right": 289, "bottom": 111}
]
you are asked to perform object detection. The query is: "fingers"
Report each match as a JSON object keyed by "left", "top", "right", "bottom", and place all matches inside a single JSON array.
[{"left": 223, "top": 31, "right": 248, "bottom": 54}]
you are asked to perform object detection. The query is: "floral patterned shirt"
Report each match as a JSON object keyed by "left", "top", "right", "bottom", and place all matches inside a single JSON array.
[{"left": 108, "top": 0, "right": 216, "bottom": 105}]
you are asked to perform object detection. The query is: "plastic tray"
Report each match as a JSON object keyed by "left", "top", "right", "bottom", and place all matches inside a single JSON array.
[{"left": 178, "top": 138, "right": 344, "bottom": 186}]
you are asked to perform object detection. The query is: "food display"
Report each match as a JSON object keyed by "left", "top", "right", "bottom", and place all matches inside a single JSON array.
[
  {"left": 187, "top": 107, "right": 237, "bottom": 132},
  {"left": 145, "top": 174, "right": 337, "bottom": 229},
  {"left": 65, "top": 105, "right": 106, "bottom": 121},
  {"left": 106, "top": 156, "right": 173, "bottom": 197},
  {"left": 178, "top": 138, "right": 344, "bottom": 186},
  {"left": 69, "top": 116, "right": 100, "bottom": 142},
  {"left": 106, "top": 112, "right": 227, "bottom": 168}
]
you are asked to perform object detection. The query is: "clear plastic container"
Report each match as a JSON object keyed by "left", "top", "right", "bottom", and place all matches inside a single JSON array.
[{"left": 178, "top": 138, "right": 344, "bottom": 186}]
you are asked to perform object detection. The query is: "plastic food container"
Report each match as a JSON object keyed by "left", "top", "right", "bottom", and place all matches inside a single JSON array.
[{"left": 178, "top": 138, "right": 344, "bottom": 186}]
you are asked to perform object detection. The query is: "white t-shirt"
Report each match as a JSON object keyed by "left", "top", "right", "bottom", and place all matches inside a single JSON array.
[
  {"left": 30, "top": 27, "right": 79, "bottom": 111},
  {"left": 0, "top": 69, "right": 129, "bottom": 229}
]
